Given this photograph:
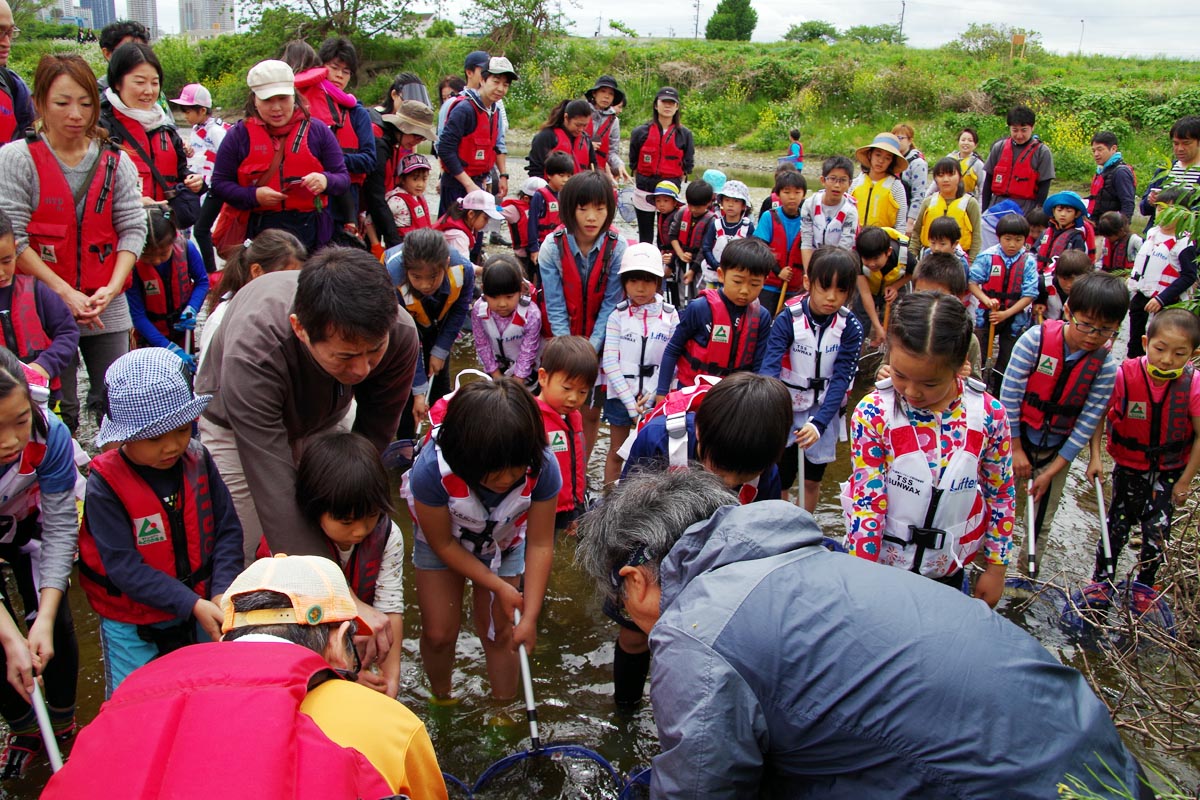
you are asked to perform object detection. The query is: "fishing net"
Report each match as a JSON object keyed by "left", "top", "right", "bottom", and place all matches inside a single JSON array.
[{"left": 1061, "top": 580, "right": 1177, "bottom": 642}]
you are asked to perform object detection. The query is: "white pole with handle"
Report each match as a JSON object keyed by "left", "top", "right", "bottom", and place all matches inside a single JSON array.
[
  {"left": 1026, "top": 480, "right": 1038, "bottom": 578},
  {"left": 1095, "top": 475, "right": 1115, "bottom": 581},
  {"left": 31, "top": 681, "right": 63, "bottom": 772},
  {"left": 513, "top": 609, "right": 540, "bottom": 751}
]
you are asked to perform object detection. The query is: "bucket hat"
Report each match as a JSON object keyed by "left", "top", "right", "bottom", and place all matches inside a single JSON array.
[
  {"left": 652, "top": 180, "right": 681, "bottom": 201},
  {"left": 460, "top": 189, "right": 504, "bottom": 220},
  {"left": 855, "top": 133, "right": 906, "bottom": 176},
  {"left": 1043, "top": 190, "right": 1087, "bottom": 219},
  {"left": 701, "top": 169, "right": 727, "bottom": 193},
  {"left": 619, "top": 242, "right": 666, "bottom": 279},
  {"left": 717, "top": 179, "right": 751, "bottom": 206},
  {"left": 382, "top": 100, "right": 435, "bottom": 141},
  {"left": 585, "top": 75, "right": 625, "bottom": 108},
  {"left": 221, "top": 554, "right": 374, "bottom": 635},
  {"left": 96, "top": 349, "right": 211, "bottom": 448}
]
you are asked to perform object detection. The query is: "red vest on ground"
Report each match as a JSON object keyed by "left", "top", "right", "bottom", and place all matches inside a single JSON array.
[
  {"left": 328, "top": 514, "right": 388, "bottom": 605},
  {"left": 111, "top": 107, "right": 179, "bottom": 202},
  {"left": 394, "top": 191, "right": 432, "bottom": 237},
  {"left": 982, "top": 253, "right": 1026, "bottom": 310},
  {"left": 0, "top": 274, "right": 58, "bottom": 389},
  {"left": 636, "top": 123, "right": 684, "bottom": 180},
  {"left": 553, "top": 127, "right": 592, "bottom": 173},
  {"left": 502, "top": 197, "right": 531, "bottom": 250},
  {"left": 238, "top": 116, "right": 325, "bottom": 212},
  {"left": 77, "top": 442, "right": 215, "bottom": 625},
  {"left": 540, "top": 227, "right": 619, "bottom": 338},
  {"left": 134, "top": 240, "right": 193, "bottom": 338},
  {"left": 538, "top": 397, "right": 585, "bottom": 513},
  {"left": 534, "top": 187, "right": 561, "bottom": 240},
  {"left": 990, "top": 138, "right": 1042, "bottom": 201},
  {"left": 26, "top": 136, "right": 123, "bottom": 294},
  {"left": 1019, "top": 319, "right": 1106, "bottom": 438},
  {"left": 1107, "top": 360, "right": 1194, "bottom": 472},
  {"left": 765, "top": 208, "right": 804, "bottom": 292},
  {"left": 588, "top": 114, "right": 615, "bottom": 173},
  {"left": 40, "top": 641, "right": 394, "bottom": 800},
  {"left": 444, "top": 96, "right": 497, "bottom": 177},
  {"left": 676, "top": 289, "right": 762, "bottom": 386}
]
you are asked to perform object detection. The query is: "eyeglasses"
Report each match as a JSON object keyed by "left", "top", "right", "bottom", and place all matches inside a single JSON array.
[
  {"left": 0, "top": 27, "right": 21, "bottom": 40},
  {"left": 823, "top": 176, "right": 850, "bottom": 186},
  {"left": 1069, "top": 313, "right": 1119, "bottom": 339}
]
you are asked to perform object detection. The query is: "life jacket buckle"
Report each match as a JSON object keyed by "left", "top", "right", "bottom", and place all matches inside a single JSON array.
[{"left": 908, "top": 525, "right": 946, "bottom": 551}]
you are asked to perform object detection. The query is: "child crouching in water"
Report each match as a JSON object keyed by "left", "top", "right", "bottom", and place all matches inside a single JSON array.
[
  {"left": 472, "top": 255, "right": 541, "bottom": 385},
  {"left": 843, "top": 292, "right": 1014, "bottom": 607},
  {"left": 402, "top": 378, "right": 559, "bottom": 701},
  {"left": 296, "top": 432, "right": 405, "bottom": 697},
  {"left": 1094, "top": 309, "right": 1200, "bottom": 587},
  {"left": 78, "top": 349, "right": 244, "bottom": 697}
]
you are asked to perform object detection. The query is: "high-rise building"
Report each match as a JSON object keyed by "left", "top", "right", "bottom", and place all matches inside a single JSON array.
[
  {"left": 79, "top": 0, "right": 114, "bottom": 30},
  {"left": 181, "top": 0, "right": 235, "bottom": 38},
  {"left": 125, "top": 0, "right": 157, "bottom": 39}
]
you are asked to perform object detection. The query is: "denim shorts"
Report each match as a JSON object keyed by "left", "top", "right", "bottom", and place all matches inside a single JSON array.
[
  {"left": 412, "top": 537, "right": 526, "bottom": 577},
  {"left": 602, "top": 397, "right": 635, "bottom": 427}
]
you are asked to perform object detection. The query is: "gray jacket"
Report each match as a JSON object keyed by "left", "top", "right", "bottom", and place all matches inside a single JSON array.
[{"left": 649, "top": 500, "right": 1140, "bottom": 799}]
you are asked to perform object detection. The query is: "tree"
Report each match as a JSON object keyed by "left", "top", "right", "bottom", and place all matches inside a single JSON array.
[
  {"left": 783, "top": 20, "right": 837, "bottom": 43},
  {"left": 238, "top": 0, "right": 416, "bottom": 39},
  {"left": 8, "top": 0, "right": 55, "bottom": 26},
  {"left": 608, "top": 19, "right": 637, "bottom": 38},
  {"left": 843, "top": 23, "right": 906, "bottom": 45},
  {"left": 951, "top": 23, "right": 1043, "bottom": 58},
  {"left": 426, "top": 18, "right": 455, "bottom": 37},
  {"left": 704, "top": 0, "right": 757, "bottom": 41},
  {"left": 468, "top": 0, "right": 572, "bottom": 59}
]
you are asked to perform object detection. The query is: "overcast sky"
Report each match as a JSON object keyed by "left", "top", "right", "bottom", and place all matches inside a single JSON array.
[{"left": 138, "top": 0, "right": 1197, "bottom": 58}]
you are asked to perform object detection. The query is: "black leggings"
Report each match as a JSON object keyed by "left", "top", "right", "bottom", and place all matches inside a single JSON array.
[
  {"left": 776, "top": 442, "right": 828, "bottom": 491},
  {"left": 193, "top": 192, "right": 222, "bottom": 274},
  {"left": 635, "top": 208, "right": 657, "bottom": 244}
]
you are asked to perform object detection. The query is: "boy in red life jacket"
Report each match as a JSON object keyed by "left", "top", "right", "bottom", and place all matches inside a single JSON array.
[
  {"left": 654, "top": 237, "right": 774, "bottom": 403},
  {"left": 1095, "top": 309, "right": 1200, "bottom": 587},
  {"left": 127, "top": 208, "right": 208, "bottom": 373},
  {"left": 527, "top": 151, "right": 573, "bottom": 266},
  {"left": 1095, "top": 211, "right": 1143, "bottom": 274},
  {"left": 968, "top": 213, "right": 1039, "bottom": 394},
  {"left": 1038, "top": 250, "right": 1092, "bottom": 323},
  {"left": 1034, "top": 191, "right": 1088, "bottom": 296},
  {"left": 0, "top": 211, "right": 79, "bottom": 394},
  {"left": 670, "top": 179, "right": 716, "bottom": 305},
  {"left": 982, "top": 105, "right": 1056, "bottom": 215},
  {"left": 999, "top": 273, "right": 1129, "bottom": 566},
  {"left": 535, "top": 336, "right": 596, "bottom": 534},
  {"left": 436, "top": 56, "right": 516, "bottom": 217},
  {"left": 652, "top": 180, "right": 683, "bottom": 268},
  {"left": 1125, "top": 186, "right": 1198, "bottom": 359},
  {"left": 78, "top": 348, "right": 244, "bottom": 697},
  {"left": 384, "top": 153, "right": 432, "bottom": 243},
  {"left": 296, "top": 432, "right": 406, "bottom": 697},
  {"left": 753, "top": 169, "right": 808, "bottom": 312}
]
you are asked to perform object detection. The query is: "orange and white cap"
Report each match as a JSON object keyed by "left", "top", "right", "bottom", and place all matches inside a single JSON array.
[{"left": 220, "top": 554, "right": 372, "bottom": 635}]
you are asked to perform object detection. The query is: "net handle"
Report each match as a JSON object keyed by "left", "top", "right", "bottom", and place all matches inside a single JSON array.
[{"left": 513, "top": 609, "right": 540, "bottom": 750}]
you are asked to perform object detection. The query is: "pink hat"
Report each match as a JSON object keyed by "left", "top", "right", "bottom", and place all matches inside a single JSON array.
[
  {"left": 459, "top": 189, "right": 504, "bottom": 220},
  {"left": 169, "top": 83, "right": 213, "bottom": 108}
]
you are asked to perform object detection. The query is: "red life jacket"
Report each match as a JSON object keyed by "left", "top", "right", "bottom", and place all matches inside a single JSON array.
[
  {"left": 990, "top": 138, "right": 1042, "bottom": 201},
  {"left": 540, "top": 227, "right": 619, "bottom": 338},
  {"left": 40, "top": 642, "right": 394, "bottom": 800},
  {"left": 134, "top": 239, "right": 193, "bottom": 338},
  {"left": 588, "top": 114, "right": 616, "bottom": 173},
  {"left": 0, "top": 274, "right": 59, "bottom": 391},
  {"left": 1036, "top": 225, "right": 1085, "bottom": 273},
  {"left": 25, "top": 134, "right": 125, "bottom": 294},
  {"left": 1019, "top": 319, "right": 1107, "bottom": 439},
  {"left": 656, "top": 210, "right": 674, "bottom": 254},
  {"left": 110, "top": 107, "right": 179, "bottom": 202},
  {"left": 1087, "top": 162, "right": 1136, "bottom": 217},
  {"left": 443, "top": 95, "right": 497, "bottom": 177},
  {"left": 0, "top": 75, "right": 17, "bottom": 144},
  {"left": 502, "top": 196, "right": 531, "bottom": 250},
  {"left": 303, "top": 83, "right": 365, "bottom": 185},
  {"left": 329, "top": 514, "right": 389, "bottom": 605},
  {"left": 434, "top": 213, "right": 474, "bottom": 244},
  {"left": 393, "top": 191, "right": 431, "bottom": 237},
  {"left": 553, "top": 127, "right": 592, "bottom": 173},
  {"left": 636, "top": 123, "right": 684, "bottom": 180},
  {"left": 237, "top": 114, "right": 326, "bottom": 213},
  {"left": 981, "top": 252, "right": 1027, "bottom": 310},
  {"left": 1101, "top": 234, "right": 1135, "bottom": 273},
  {"left": 676, "top": 207, "right": 715, "bottom": 257},
  {"left": 534, "top": 187, "right": 561, "bottom": 240},
  {"left": 676, "top": 289, "right": 762, "bottom": 386},
  {"left": 537, "top": 397, "right": 585, "bottom": 514},
  {"left": 765, "top": 208, "right": 804, "bottom": 292},
  {"left": 77, "top": 442, "right": 216, "bottom": 625},
  {"left": 1107, "top": 360, "right": 1194, "bottom": 472}
]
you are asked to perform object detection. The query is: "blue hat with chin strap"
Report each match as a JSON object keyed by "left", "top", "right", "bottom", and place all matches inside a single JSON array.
[{"left": 1043, "top": 190, "right": 1088, "bottom": 219}]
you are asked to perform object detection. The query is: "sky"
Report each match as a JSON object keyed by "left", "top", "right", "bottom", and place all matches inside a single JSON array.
[{"left": 132, "top": 0, "right": 1198, "bottom": 59}]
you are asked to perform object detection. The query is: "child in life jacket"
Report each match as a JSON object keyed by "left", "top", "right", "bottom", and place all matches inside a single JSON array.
[
  {"left": 753, "top": 169, "right": 807, "bottom": 312},
  {"left": 761, "top": 248, "right": 863, "bottom": 511},
  {"left": 785, "top": 127, "right": 804, "bottom": 170},
  {"left": 78, "top": 348, "right": 244, "bottom": 697},
  {"left": 655, "top": 237, "right": 774, "bottom": 402},
  {"left": 853, "top": 226, "right": 911, "bottom": 347},
  {"left": 921, "top": 216, "right": 970, "bottom": 274},
  {"left": 670, "top": 179, "right": 716, "bottom": 305},
  {"left": 699, "top": 180, "right": 753, "bottom": 292},
  {"left": 601, "top": 243, "right": 679, "bottom": 485},
  {"left": 1125, "top": 186, "right": 1198, "bottom": 359},
  {"left": 1024, "top": 207, "right": 1049, "bottom": 251},
  {"left": 1095, "top": 309, "right": 1200, "bottom": 587},
  {"left": 128, "top": 208, "right": 209, "bottom": 373},
  {"left": 435, "top": 189, "right": 503, "bottom": 266},
  {"left": 968, "top": 213, "right": 1039, "bottom": 394},
  {"left": 1035, "top": 191, "right": 1088, "bottom": 288},
  {"left": 471, "top": 255, "right": 540, "bottom": 384},
  {"left": 527, "top": 151, "right": 574, "bottom": 266},
  {"left": 500, "top": 177, "right": 546, "bottom": 281},
  {"left": 757, "top": 162, "right": 803, "bottom": 224},
  {"left": 800, "top": 156, "right": 858, "bottom": 270},
  {"left": 402, "top": 378, "right": 559, "bottom": 702},
  {"left": 1094, "top": 210, "right": 1143, "bottom": 274},
  {"left": 912, "top": 252, "right": 982, "bottom": 379},
  {"left": 535, "top": 336, "right": 597, "bottom": 533},
  {"left": 850, "top": 132, "right": 908, "bottom": 231},
  {"left": 1037, "top": 250, "right": 1092, "bottom": 322},
  {"left": 914, "top": 157, "right": 982, "bottom": 262},
  {"left": 169, "top": 83, "right": 227, "bottom": 274},
  {"left": 0, "top": 352, "right": 83, "bottom": 778},
  {"left": 652, "top": 180, "right": 683, "bottom": 267},
  {"left": 611, "top": 372, "right": 791, "bottom": 706},
  {"left": 0, "top": 211, "right": 79, "bottom": 398},
  {"left": 843, "top": 291, "right": 1014, "bottom": 606},
  {"left": 999, "top": 272, "right": 1128, "bottom": 565},
  {"left": 384, "top": 153, "right": 433, "bottom": 243},
  {"left": 296, "top": 431, "right": 406, "bottom": 697},
  {"left": 384, "top": 228, "right": 475, "bottom": 439}
]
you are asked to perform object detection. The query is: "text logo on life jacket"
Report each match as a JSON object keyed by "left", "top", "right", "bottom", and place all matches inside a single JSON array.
[
  {"left": 711, "top": 324, "right": 730, "bottom": 344},
  {"left": 135, "top": 514, "right": 167, "bottom": 547},
  {"left": 1128, "top": 401, "right": 1147, "bottom": 421},
  {"left": 548, "top": 431, "right": 569, "bottom": 453},
  {"left": 38, "top": 245, "right": 57, "bottom": 264},
  {"left": 144, "top": 280, "right": 161, "bottom": 296},
  {"left": 1036, "top": 355, "right": 1059, "bottom": 376}
]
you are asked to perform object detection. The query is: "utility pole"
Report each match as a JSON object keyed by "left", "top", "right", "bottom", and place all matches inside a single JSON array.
[
  {"left": 596, "top": 13, "right": 602, "bottom": 36},
  {"left": 1077, "top": 19, "right": 1085, "bottom": 57},
  {"left": 897, "top": 0, "right": 905, "bottom": 42},
  {"left": 694, "top": 0, "right": 700, "bottom": 39}
]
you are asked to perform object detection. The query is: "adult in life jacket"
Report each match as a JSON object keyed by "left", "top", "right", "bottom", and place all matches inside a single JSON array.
[
  {"left": 892, "top": 123, "right": 928, "bottom": 231},
  {"left": 0, "top": 54, "right": 146, "bottom": 436},
  {"left": 99, "top": 43, "right": 203, "bottom": 208},
  {"left": 526, "top": 98, "right": 596, "bottom": 178},
  {"left": 629, "top": 87, "right": 696, "bottom": 244},
  {"left": 1087, "top": 131, "right": 1136, "bottom": 220},
  {"left": 364, "top": 99, "right": 435, "bottom": 251},
  {"left": 585, "top": 75, "right": 628, "bottom": 181},
  {"left": 851, "top": 132, "right": 908, "bottom": 231},
  {"left": 210, "top": 59, "right": 351, "bottom": 253},
  {"left": 982, "top": 105, "right": 1055, "bottom": 215},
  {"left": 42, "top": 554, "right": 450, "bottom": 800},
  {"left": 0, "top": 352, "right": 84, "bottom": 780},
  {"left": 0, "top": 4, "right": 34, "bottom": 147}
]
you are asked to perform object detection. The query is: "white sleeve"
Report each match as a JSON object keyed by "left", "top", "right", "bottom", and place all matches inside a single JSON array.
[{"left": 371, "top": 521, "right": 406, "bottom": 614}]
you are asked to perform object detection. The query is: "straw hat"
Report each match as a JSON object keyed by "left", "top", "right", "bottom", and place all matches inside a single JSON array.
[{"left": 855, "top": 133, "right": 906, "bottom": 176}]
